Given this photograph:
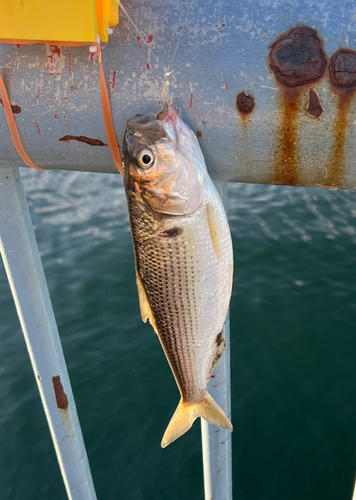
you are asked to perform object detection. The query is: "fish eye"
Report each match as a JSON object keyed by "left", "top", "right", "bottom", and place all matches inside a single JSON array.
[{"left": 137, "top": 150, "right": 155, "bottom": 169}]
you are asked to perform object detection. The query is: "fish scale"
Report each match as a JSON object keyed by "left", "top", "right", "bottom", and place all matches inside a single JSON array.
[{"left": 128, "top": 194, "right": 200, "bottom": 400}]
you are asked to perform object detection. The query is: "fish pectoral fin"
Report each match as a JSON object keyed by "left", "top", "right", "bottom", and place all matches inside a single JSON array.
[
  {"left": 206, "top": 203, "right": 222, "bottom": 259},
  {"left": 161, "top": 393, "right": 232, "bottom": 448},
  {"left": 136, "top": 271, "right": 158, "bottom": 335}
]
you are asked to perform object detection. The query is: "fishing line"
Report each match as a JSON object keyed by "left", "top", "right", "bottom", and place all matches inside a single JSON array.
[
  {"left": 119, "top": 2, "right": 195, "bottom": 103},
  {"left": 168, "top": 1, "right": 194, "bottom": 73},
  {"left": 119, "top": 3, "right": 168, "bottom": 76}
]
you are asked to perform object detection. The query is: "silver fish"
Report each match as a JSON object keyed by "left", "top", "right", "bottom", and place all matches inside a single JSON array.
[{"left": 123, "top": 105, "right": 233, "bottom": 447}]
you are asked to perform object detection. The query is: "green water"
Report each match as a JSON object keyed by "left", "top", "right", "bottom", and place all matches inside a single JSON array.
[{"left": 0, "top": 169, "right": 355, "bottom": 500}]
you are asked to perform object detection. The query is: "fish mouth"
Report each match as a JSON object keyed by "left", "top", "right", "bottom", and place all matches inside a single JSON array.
[
  {"left": 125, "top": 111, "right": 166, "bottom": 147},
  {"left": 156, "top": 103, "right": 177, "bottom": 123}
]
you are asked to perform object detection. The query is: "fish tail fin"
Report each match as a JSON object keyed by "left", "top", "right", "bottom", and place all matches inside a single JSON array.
[
  {"left": 161, "top": 393, "right": 232, "bottom": 448},
  {"left": 199, "top": 392, "right": 233, "bottom": 431}
]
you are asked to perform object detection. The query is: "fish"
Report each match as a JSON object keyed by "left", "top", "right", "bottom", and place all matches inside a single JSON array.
[{"left": 123, "top": 104, "right": 233, "bottom": 447}]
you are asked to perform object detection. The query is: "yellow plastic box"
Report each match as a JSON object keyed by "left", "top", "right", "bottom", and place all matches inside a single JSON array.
[{"left": 0, "top": 0, "right": 119, "bottom": 43}]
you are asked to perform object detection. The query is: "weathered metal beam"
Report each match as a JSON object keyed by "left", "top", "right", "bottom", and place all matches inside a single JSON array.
[
  {"left": 0, "top": 166, "right": 97, "bottom": 500},
  {"left": 1, "top": 1, "right": 356, "bottom": 189}
]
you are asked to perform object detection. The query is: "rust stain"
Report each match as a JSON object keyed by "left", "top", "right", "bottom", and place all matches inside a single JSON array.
[
  {"left": 325, "top": 93, "right": 352, "bottom": 187},
  {"left": 324, "top": 49, "right": 356, "bottom": 188},
  {"left": 236, "top": 92, "right": 255, "bottom": 115},
  {"left": 189, "top": 93, "right": 194, "bottom": 108},
  {"left": 146, "top": 63, "right": 151, "bottom": 70},
  {"left": 307, "top": 88, "right": 323, "bottom": 118},
  {"left": 269, "top": 27, "right": 327, "bottom": 187},
  {"left": 147, "top": 34, "right": 154, "bottom": 43},
  {"left": 269, "top": 27, "right": 327, "bottom": 88},
  {"left": 59, "top": 135, "right": 108, "bottom": 147},
  {"left": 52, "top": 375, "right": 69, "bottom": 410},
  {"left": 196, "top": 130, "right": 202, "bottom": 138},
  {"left": 34, "top": 120, "right": 41, "bottom": 135},
  {"left": 51, "top": 45, "right": 61, "bottom": 57},
  {"left": 136, "top": 36, "right": 142, "bottom": 48},
  {"left": 68, "top": 53, "right": 72, "bottom": 75},
  {"left": 329, "top": 49, "right": 356, "bottom": 91},
  {"left": 45, "top": 46, "right": 63, "bottom": 76},
  {"left": 0, "top": 99, "right": 21, "bottom": 114},
  {"left": 273, "top": 89, "right": 301, "bottom": 186}
]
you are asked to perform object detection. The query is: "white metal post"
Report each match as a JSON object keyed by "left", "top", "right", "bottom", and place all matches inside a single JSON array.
[
  {"left": 0, "top": 166, "right": 97, "bottom": 500},
  {"left": 201, "top": 182, "right": 232, "bottom": 500}
]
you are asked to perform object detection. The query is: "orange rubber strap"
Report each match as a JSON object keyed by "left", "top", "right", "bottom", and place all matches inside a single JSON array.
[{"left": 0, "top": 40, "right": 123, "bottom": 175}]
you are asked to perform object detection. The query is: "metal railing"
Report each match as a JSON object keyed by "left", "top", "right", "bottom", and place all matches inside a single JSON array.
[{"left": 0, "top": 166, "right": 97, "bottom": 500}]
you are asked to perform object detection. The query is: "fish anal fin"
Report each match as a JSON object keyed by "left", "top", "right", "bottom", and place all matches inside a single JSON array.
[
  {"left": 161, "top": 393, "right": 232, "bottom": 448},
  {"left": 207, "top": 330, "right": 226, "bottom": 382},
  {"left": 136, "top": 271, "right": 158, "bottom": 334},
  {"left": 206, "top": 203, "right": 222, "bottom": 259}
]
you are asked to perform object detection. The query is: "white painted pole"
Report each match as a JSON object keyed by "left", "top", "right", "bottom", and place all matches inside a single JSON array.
[
  {"left": 201, "top": 182, "right": 232, "bottom": 500},
  {"left": 0, "top": 166, "right": 97, "bottom": 500}
]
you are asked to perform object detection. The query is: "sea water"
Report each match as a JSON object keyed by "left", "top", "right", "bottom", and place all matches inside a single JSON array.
[{"left": 0, "top": 168, "right": 355, "bottom": 500}]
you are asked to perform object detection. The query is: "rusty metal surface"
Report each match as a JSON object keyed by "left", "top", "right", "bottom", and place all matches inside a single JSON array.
[{"left": 1, "top": 1, "right": 356, "bottom": 189}]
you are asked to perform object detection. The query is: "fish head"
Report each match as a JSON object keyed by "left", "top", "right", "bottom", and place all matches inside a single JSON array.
[{"left": 123, "top": 105, "right": 207, "bottom": 216}]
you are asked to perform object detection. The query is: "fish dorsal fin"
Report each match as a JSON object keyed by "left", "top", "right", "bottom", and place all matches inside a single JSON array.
[
  {"left": 136, "top": 271, "right": 158, "bottom": 335},
  {"left": 206, "top": 203, "right": 222, "bottom": 259}
]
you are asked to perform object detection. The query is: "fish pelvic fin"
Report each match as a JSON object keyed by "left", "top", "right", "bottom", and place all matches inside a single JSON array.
[
  {"left": 161, "top": 393, "right": 232, "bottom": 448},
  {"left": 136, "top": 271, "right": 158, "bottom": 334}
]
